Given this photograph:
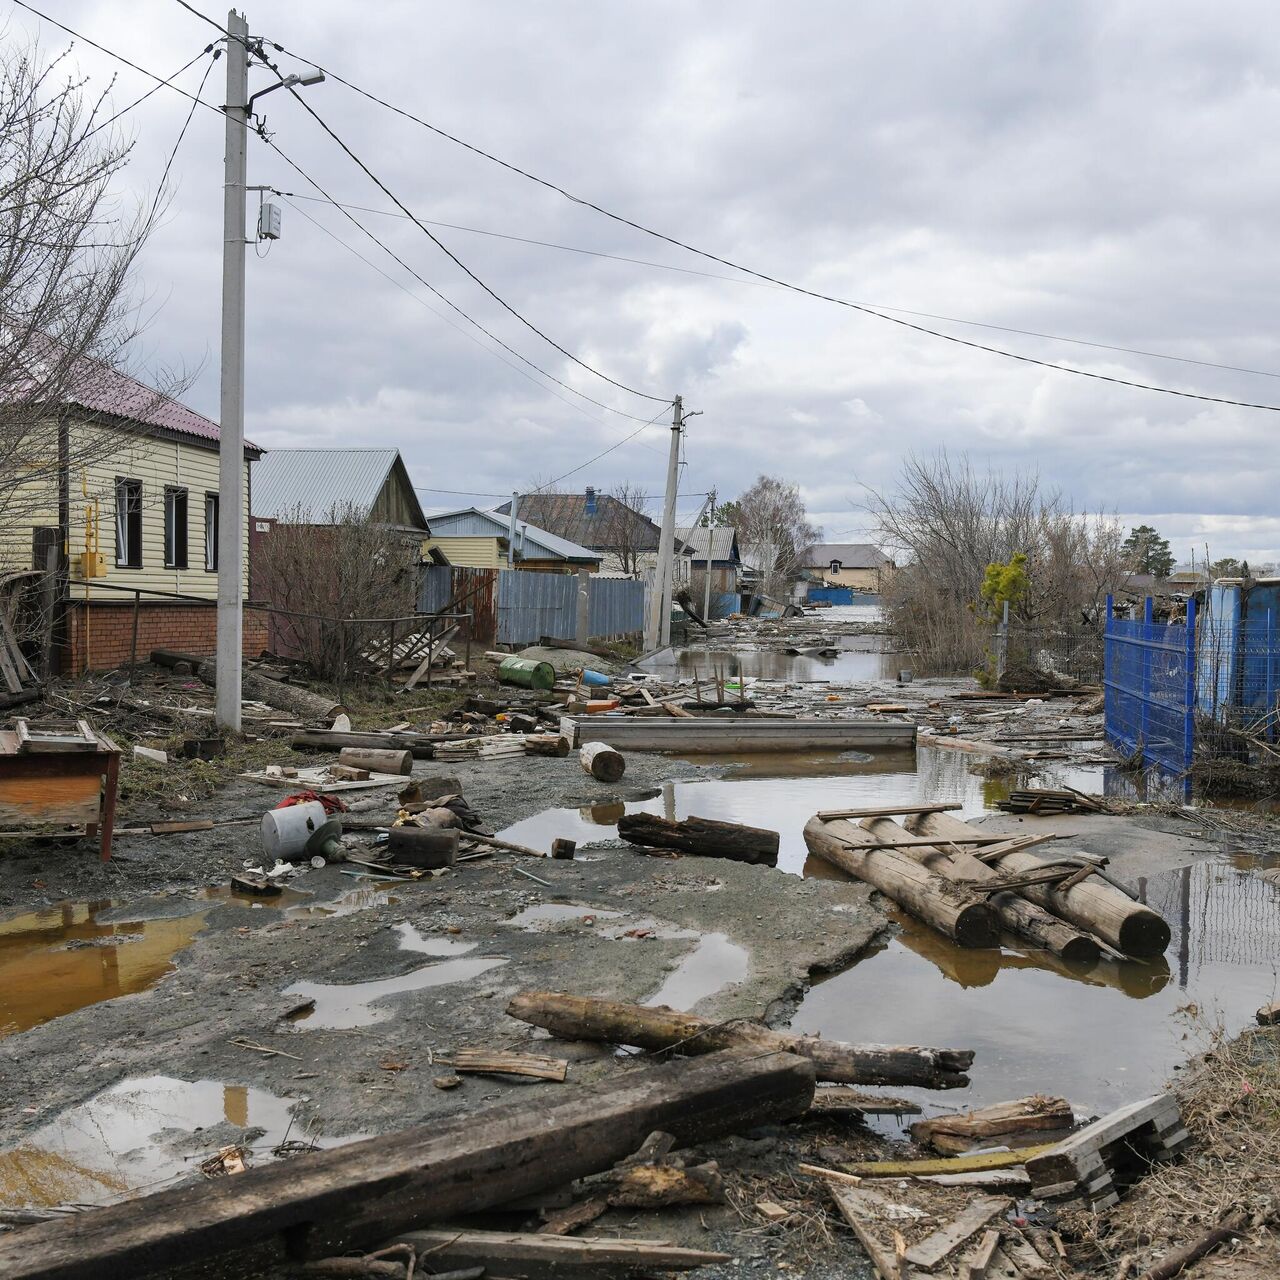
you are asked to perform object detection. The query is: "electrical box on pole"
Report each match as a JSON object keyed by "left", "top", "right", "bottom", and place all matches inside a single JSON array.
[{"left": 257, "top": 201, "right": 281, "bottom": 240}]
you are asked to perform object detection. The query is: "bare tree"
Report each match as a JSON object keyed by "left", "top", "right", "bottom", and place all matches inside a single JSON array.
[
  {"left": 254, "top": 503, "right": 422, "bottom": 683},
  {"left": 1, "top": 38, "right": 174, "bottom": 533},
  {"left": 606, "top": 482, "right": 653, "bottom": 577},
  {"left": 734, "top": 475, "right": 819, "bottom": 602},
  {"left": 867, "top": 451, "right": 1126, "bottom": 672}
]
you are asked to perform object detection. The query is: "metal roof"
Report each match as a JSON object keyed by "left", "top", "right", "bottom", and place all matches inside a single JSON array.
[
  {"left": 252, "top": 448, "right": 422, "bottom": 524},
  {"left": 428, "top": 507, "right": 600, "bottom": 563},
  {"left": 802, "top": 542, "right": 890, "bottom": 569},
  {"left": 675, "top": 526, "right": 740, "bottom": 562}
]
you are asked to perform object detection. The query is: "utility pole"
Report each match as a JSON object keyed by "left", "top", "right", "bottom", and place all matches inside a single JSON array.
[
  {"left": 646, "top": 395, "right": 683, "bottom": 651},
  {"left": 506, "top": 491, "right": 519, "bottom": 567},
  {"left": 214, "top": 9, "right": 249, "bottom": 732},
  {"left": 703, "top": 487, "right": 716, "bottom": 624}
]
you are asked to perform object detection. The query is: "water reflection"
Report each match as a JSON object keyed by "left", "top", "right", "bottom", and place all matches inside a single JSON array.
[{"left": 794, "top": 859, "right": 1280, "bottom": 1115}]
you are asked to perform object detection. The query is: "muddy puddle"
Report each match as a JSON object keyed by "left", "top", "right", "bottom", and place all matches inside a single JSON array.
[
  {"left": 795, "top": 856, "right": 1280, "bottom": 1122},
  {"left": 648, "top": 642, "right": 902, "bottom": 683},
  {"left": 0, "top": 1074, "right": 354, "bottom": 1208},
  {"left": 508, "top": 903, "right": 748, "bottom": 1010},
  {"left": 0, "top": 903, "right": 209, "bottom": 1039},
  {"left": 284, "top": 922, "right": 505, "bottom": 1029}
]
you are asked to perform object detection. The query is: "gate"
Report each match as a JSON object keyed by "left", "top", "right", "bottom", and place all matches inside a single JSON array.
[{"left": 1103, "top": 596, "right": 1197, "bottom": 775}]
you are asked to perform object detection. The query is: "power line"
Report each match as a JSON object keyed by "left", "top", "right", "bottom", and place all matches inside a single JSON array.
[
  {"left": 261, "top": 135, "right": 667, "bottom": 426},
  {"left": 269, "top": 189, "right": 1280, "bottom": 383},
  {"left": 264, "top": 39, "right": 1280, "bottom": 413},
  {"left": 276, "top": 193, "right": 665, "bottom": 449},
  {"left": 271, "top": 74, "right": 667, "bottom": 405},
  {"left": 172, "top": 0, "right": 231, "bottom": 37},
  {"left": 140, "top": 51, "right": 218, "bottom": 233}
]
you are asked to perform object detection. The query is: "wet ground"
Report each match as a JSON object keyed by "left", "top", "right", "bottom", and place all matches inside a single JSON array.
[{"left": 1, "top": 612, "right": 1276, "bottom": 1279}]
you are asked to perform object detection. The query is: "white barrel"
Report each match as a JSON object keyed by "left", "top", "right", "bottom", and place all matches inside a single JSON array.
[{"left": 261, "top": 800, "right": 329, "bottom": 860}]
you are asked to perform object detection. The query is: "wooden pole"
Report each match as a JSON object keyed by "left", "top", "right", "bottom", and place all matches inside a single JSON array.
[
  {"left": 860, "top": 816, "right": 1101, "bottom": 966},
  {"left": 506, "top": 991, "right": 974, "bottom": 1089},
  {"left": 618, "top": 813, "right": 779, "bottom": 865},
  {"left": 0, "top": 1052, "right": 815, "bottom": 1280},
  {"left": 580, "top": 742, "right": 625, "bottom": 782},
  {"left": 129, "top": 589, "right": 140, "bottom": 674},
  {"left": 908, "top": 811, "right": 1170, "bottom": 958},
  {"left": 338, "top": 747, "right": 412, "bottom": 776},
  {"left": 803, "top": 817, "right": 1000, "bottom": 948}
]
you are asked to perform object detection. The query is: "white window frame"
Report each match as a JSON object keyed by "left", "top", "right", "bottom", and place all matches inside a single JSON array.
[{"left": 204, "top": 492, "right": 219, "bottom": 571}]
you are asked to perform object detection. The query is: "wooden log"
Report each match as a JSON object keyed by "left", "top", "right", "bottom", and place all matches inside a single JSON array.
[
  {"left": 809, "top": 1088, "right": 922, "bottom": 1116},
  {"left": 1256, "top": 1000, "right": 1279, "bottom": 1026},
  {"left": 186, "top": 654, "right": 346, "bottom": 722},
  {"left": 580, "top": 742, "right": 625, "bottom": 782},
  {"left": 292, "top": 731, "right": 436, "bottom": 760},
  {"left": 551, "top": 838, "right": 577, "bottom": 860},
  {"left": 617, "top": 813, "right": 780, "bottom": 865},
  {"left": 803, "top": 816, "right": 1000, "bottom": 948},
  {"left": 907, "top": 811, "right": 1171, "bottom": 958},
  {"left": 0, "top": 1051, "right": 814, "bottom": 1280},
  {"left": 505, "top": 991, "right": 973, "bottom": 1089},
  {"left": 337, "top": 747, "right": 412, "bottom": 776},
  {"left": 910, "top": 1095, "right": 1074, "bottom": 1155},
  {"left": 392, "top": 1229, "right": 731, "bottom": 1276},
  {"left": 525, "top": 734, "right": 570, "bottom": 757},
  {"left": 861, "top": 817, "right": 1101, "bottom": 966},
  {"left": 385, "top": 826, "right": 457, "bottom": 868}
]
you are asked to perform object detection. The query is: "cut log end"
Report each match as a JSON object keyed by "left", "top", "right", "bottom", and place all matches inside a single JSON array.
[
  {"left": 1059, "top": 934, "right": 1103, "bottom": 967},
  {"left": 953, "top": 903, "right": 1002, "bottom": 950},
  {"left": 1119, "top": 913, "right": 1173, "bottom": 959}
]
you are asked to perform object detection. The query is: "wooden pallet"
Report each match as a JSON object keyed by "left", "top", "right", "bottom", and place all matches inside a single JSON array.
[{"left": 1025, "top": 1094, "right": 1190, "bottom": 1210}]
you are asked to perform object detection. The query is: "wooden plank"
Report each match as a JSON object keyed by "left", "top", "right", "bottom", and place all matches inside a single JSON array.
[
  {"left": 810, "top": 1087, "right": 922, "bottom": 1116},
  {"left": 847, "top": 1146, "right": 1057, "bottom": 1178},
  {"left": 817, "top": 803, "right": 964, "bottom": 820},
  {"left": 562, "top": 716, "right": 917, "bottom": 752},
  {"left": 0, "top": 1051, "right": 815, "bottom": 1280},
  {"left": 391, "top": 1229, "right": 731, "bottom": 1275},
  {"left": 962, "top": 1228, "right": 1001, "bottom": 1278},
  {"left": 903, "top": 1196, "right": 1010, "bottom": 1270},
  {"left": 447, "top": 1050, "right": 568, "bottom": 1081},
  {"left": 827, "top": 1185, "right": 916, "bottom": 1280}
]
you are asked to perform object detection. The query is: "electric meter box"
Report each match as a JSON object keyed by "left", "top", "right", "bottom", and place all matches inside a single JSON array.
[{"left": 258, "top": 202, "right": 282, "bottom": 240}]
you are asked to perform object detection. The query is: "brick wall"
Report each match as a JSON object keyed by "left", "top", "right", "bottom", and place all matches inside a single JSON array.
[{"left": 63, "top": 601, "right": 269, "bottom": 673}]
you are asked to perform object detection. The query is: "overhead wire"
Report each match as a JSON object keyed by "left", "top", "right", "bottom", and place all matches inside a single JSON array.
[
  {"left": 269, "top": 74, "right": 667, "bottom": 404},
  {"left": 261, "top": 135, "right": 668, "bottom": 425},
  {"left": 259, "top": 35, "right": 1280, "bottom": 413},
  {"left": 271, "top": 190, "right": 1280, "bottom": 383}
]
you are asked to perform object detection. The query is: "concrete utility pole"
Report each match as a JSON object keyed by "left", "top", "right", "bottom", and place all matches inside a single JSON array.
[
  {"left": 214, "top": 9, "right": 249, "bottom": 732},
  {"left": 703, "top": 487, "right": 716, "bottom": 624},
  {"left": 507, "top": 491, "right": 519, "bottom": 567},
  {"left": 646, "top": 395, "right": 683, "bottom": 651}
]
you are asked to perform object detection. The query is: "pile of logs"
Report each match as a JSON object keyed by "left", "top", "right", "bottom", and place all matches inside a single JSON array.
[
  {"left": 803, "top": 804, "right": 1171, "bottom": 960},
  {"left": 995, "top": 787, "right": 1107, "bottom": 815}
]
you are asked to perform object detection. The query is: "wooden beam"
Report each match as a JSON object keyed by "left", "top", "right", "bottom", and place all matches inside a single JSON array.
[
  {"left": 903, "top": 1196, "right": 1009, "bottom": 1270},
  {"left": 393, "top": 1229, "right": 731, "bottom": 1275},
  {"left": 845, "top": 1146, "right": 1057, "bottom": 1177},
  {"left": 562, "top": 716, "right": 917, "bottom": 753},
  {"left": 817, "top": 803, "right": 964, "bottom": 820},
  {"left": 0, "top": 1051, "right": 814, "bottom": 1280}
]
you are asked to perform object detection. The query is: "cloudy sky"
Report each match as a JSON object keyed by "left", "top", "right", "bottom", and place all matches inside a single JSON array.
[{"left": 15, "top": 1, "right": 1280, "bottom": 563}]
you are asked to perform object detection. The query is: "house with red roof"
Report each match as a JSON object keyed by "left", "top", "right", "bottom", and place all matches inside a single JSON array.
[{"left": 0, "top": 360, "right": 263, "bottom": 673}]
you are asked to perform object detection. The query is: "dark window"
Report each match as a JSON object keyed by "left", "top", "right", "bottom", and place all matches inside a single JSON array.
[
  {"left": 829, "top": 559, "right": 842, "bottom": 575},
  {"left": 164, "top": 487, "right": 188, "bottom": 569},
  {"left": 204, "top": 493, "right": 219, "bottom": 571},
  {"left": 114, "top": 477, "right": 142, "bottom": 568}
]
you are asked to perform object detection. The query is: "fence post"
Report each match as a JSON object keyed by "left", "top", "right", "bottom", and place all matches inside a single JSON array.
[
  {"left": 129, "top": 590, "right": 141, "bottom": 674},
  {"left": 465, "top": 612, "right": 472, "bottom": 673},
  {"left": 995, "top": 599, "right": 1009, "bottom": 682},
  {"left": 1183, "top": 596, "right": 1197, "bottom": 779},
  {"left": 1267, "top": 609, "right": 1275, "bottom": 743},
  {"left": 575, "top": 569, "right": 591, "bottom": 647},
  {"left": 1137, "top": 595, "right": 1154, "bottom": 759},
  {"left": 337, "top": 619, "right": 346, "bottom": 706}
]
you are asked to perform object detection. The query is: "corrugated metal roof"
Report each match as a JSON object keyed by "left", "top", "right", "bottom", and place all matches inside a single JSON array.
[
  {"left": 253, "top": 448, "right": 401, "bottom": 521},
  {"left": 802, "top": 542, "right": 890, "bottom": 569},
  {"left": 500, "top": 493, "right": 663, "bottom": 553},
  {"left": 429, "top": 507, "right": 599, "bottom": 562},
  {"left": 676, "top": 526, "right": 739, "bottom": 562}
]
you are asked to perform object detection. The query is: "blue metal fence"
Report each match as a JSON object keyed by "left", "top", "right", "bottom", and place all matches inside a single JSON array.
[{"left": 1103, "top": 595, "right": 1197, "bottom": 774}]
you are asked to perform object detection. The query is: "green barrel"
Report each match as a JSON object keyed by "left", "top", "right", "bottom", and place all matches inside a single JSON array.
[{"left": 497, "top": 656, "right": 557, "bottom": 690}]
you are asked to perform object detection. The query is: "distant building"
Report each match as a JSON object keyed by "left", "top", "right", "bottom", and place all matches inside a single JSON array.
[
  {"left": 675, "top": 526, "right": 742, "bottom": 616},
  {"left": 499, "top": 489, "right": 674, "bottom": 577},
  {"left": 800, "top": 542, "right": 893, "bottom": 593},
  {"left": 424, "top": 507, "right": 601, "bottom": 573}
]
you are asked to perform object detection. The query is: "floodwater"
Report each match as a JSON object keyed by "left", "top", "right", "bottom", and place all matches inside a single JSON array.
[
  {"left": 795, "top": 856, "right": 1280, "bottom": 1119},
  {"left": 0, "top": 1075, "right": 348, "bottom": 1208},
  {"left": 283, "top": 922, "right": 505, "bottom": 1029},
  {"left": 648, "top": 642, "right": 902, "bottom": 684},
  {"left": 499, "top": 746, "right": 1007, "bottom": 874},
  {"left": 0, "top": 903, "right": 208, "bottom": 1039}
]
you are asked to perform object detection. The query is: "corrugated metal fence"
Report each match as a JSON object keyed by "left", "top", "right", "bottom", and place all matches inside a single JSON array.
[{"left": 418, "top": 565, "right": 643, "bottom": 647}]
